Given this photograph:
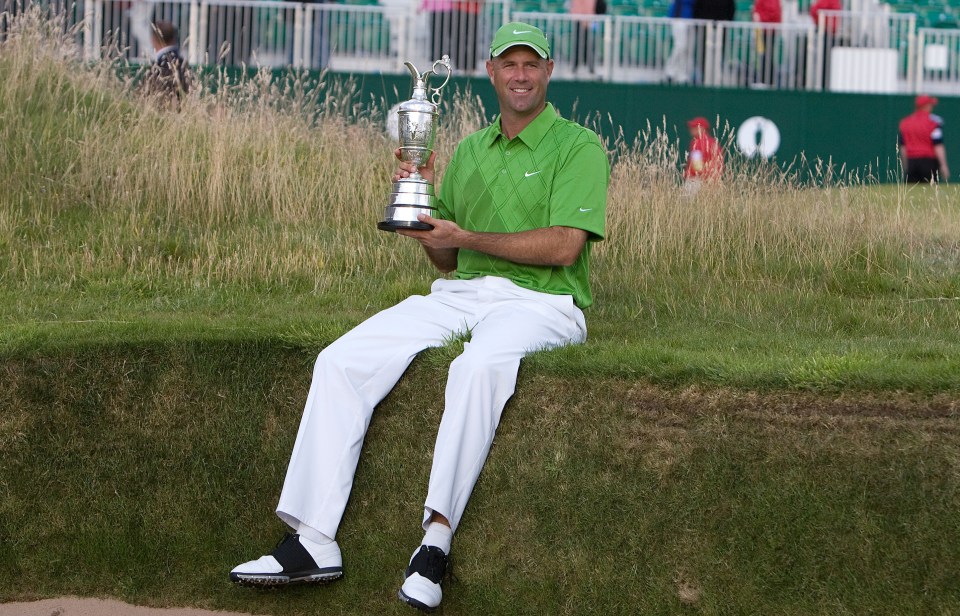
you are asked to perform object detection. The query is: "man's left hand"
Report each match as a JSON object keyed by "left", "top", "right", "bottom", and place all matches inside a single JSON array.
[{"left": 396, "top": 214, "right": 462, "bottom": 250}]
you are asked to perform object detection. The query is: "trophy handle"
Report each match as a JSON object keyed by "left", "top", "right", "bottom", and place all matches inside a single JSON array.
[{"left": 427, "top": 55, "right": 452, "bottom": 105}]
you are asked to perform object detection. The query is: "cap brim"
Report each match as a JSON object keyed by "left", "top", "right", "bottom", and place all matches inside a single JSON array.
[{"left": 491, "top": 42, "right": 549, "bottom": 59}]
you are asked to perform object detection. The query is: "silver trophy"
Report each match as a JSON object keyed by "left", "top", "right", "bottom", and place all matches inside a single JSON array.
[{"left": 378, "top": 56, "right": 452, "bottom": 232}]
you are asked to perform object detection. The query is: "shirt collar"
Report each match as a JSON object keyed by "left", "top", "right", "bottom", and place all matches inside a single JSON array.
[
  {"left": 484, "top": 103, "right": 558, "bottom": 148},
  {"left": 155, "top": 45, "right": 179, "bottom": 60}
]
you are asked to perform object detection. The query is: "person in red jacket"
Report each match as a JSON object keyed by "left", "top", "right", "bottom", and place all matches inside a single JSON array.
[
  {"left": 899, "top": 95, "right": 950, "bottom": 183},
  {"left": 684, "top": 117, "right": 724, "bottom": 192}
]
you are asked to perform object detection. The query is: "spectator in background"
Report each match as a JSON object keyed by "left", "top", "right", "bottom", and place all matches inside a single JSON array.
[
  {"left": 683, "top": 116, "right": 723, "bottom": 193},
  {"left": 571, "top": 0, "right": 605, "bottom": 75},
  {"left": 142, "top": 20, "right": 190, "bottom": 107},
  {"left": 809, "top": 0, "right": 841, "bottom": 89},
  {"left": 693, "top": 0, "right": 735, "bottom": 21},
  {"left": 692, "top": 0, "right": 735, "bottom": 83},
  {"left": 809, "top": 0, "right": 841, "bottom": 32},
  {"left": 416, "top": 0, "right": 477, "bottom": 72},
  {"left": 422, "top": 0, "right": 455, "bottom": 64},
  {"left": 899, "top": 95, "right": 950, "bottom": 183},
  {"left": 664, "top": 0, "right": 696, "bottom": 84},
  {"left": 751, "top": 0, "right": 781, "bottom": 86},
  {"left": 451, "top": 0, "right": 481, "bottom": 72}
]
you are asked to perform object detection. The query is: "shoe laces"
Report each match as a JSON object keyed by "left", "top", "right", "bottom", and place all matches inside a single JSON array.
[{"left": 409, "top": 545, "right": 448, "bottom": 584}]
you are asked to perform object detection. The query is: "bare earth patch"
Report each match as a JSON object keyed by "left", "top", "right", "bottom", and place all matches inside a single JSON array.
[{"left": 0, "top": 598, "right": 266, "bottom": 616}]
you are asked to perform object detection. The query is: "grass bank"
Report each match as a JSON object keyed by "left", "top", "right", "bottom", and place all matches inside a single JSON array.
[{"left": 2, "top": 342, "right": 959, "bottom": 614}]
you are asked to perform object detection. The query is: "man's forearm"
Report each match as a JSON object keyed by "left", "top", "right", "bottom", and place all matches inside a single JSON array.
[
  {"left": 935, "top": 144, "right": 949, "bottom": 179},
  {"left": 399, "top": 216, "right": 589, "bottom": 270},
  {"left": 455, "top": 226, "right": 587, "bottom": 268}
]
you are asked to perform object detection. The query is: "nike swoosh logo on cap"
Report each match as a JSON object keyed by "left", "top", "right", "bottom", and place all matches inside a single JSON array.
[
  {"left": 524, "top": 170, "right": 542, "bottom": 177},
  {"left": 513, "top": 29, "right": 532, "bottom": 34}
]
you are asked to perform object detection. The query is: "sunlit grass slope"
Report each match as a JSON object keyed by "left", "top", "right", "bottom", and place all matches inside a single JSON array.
[
  {"left": 3, "top": 9, "right": 960, "bottom": 391},
  {"left": 2, "top": 11, "right": 959, "bottom": 391}
]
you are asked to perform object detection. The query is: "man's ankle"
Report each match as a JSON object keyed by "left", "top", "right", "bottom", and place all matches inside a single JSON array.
[{"left": 422, "top": 521, "right": 453, "bottom": 554}]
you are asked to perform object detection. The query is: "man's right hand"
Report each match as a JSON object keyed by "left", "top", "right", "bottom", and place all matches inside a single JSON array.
[{"left": 393, "top": 149, "right": 436, "bottom": 184}]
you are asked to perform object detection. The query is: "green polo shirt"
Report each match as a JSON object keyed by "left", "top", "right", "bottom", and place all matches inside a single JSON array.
[{"left": 436, "top": 103, "right": 609, "bottom": 308}]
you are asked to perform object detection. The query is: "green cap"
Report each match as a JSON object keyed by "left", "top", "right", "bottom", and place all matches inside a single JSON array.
[{"left": 489, "top": 22, "right": 550, "bottom": 59}]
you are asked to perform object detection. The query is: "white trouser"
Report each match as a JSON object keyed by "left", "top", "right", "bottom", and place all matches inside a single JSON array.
[
  {"left": 665, "top": 22, "right": 692, "bottom": 84},
  {"left": 276, "top": 276, "right": 587, "bottom": 538}
]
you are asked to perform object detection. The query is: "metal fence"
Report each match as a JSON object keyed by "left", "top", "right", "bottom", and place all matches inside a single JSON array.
[
  {"left": 917, "top": 27, "right": 960, "bottom": 97},
  {"left": 82, "top": 0, "right": 398, "bottom": 69},
  {"left": 711, "top": 20, "right": 815, "bottom": 90},
  {"left": 1, "top": 0, "right": 86, "bottom": 47},
  {"left": 512, "top": 11, "right": 613, "bottom": 80},
  {"left": 813, "top": 9, "right": 917, "bottom": 93},
  {"left": 3, "top": 0, "right": 960, "bottom": 95}
]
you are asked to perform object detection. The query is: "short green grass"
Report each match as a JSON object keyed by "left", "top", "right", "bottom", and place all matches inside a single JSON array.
[{"left": 1, "top": 8, "right": 960, "bottom": 615}]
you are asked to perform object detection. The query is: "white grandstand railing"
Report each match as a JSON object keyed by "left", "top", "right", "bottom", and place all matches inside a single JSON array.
[
  {"left": 813, "top": 9, "right": 916, "bottom": 93},
  {"left": 512, "top": 11, "right": 615, "bottom": 81},
  {"left": 86, "top": 0, "right": 401, "bottom": 70},
  {"left": 711, "top": 20, "right": 816, "bottom": 90},
  {"left": 1, "top": 0, "right": 87, "bottom": 47},
  {"left": 2, "top": 0, "right": 958, "bottom": 94},
  {"left": 917, "top": 27, "right": 960, "bottom": 97}
]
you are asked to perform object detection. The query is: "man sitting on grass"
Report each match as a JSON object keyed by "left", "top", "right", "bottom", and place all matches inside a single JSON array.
[{"left": 230, "top": 21, "right": 609, "bottom": 611}]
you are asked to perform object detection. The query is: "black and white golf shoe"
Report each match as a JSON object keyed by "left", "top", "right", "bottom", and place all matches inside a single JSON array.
[
  {"left": 398, "top": 545, "right": 449, "bottom": 612},
  {"left": 230, "top": 533, "right": 343, "bottom": 587}
]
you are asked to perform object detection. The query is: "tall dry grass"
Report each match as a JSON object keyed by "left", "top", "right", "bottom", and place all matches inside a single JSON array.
[
  {"left": 596, "top": 117, "right": 960, "bottom": 326},
  {"left": 2, "top": 7, "right": 958, "bottom": 312}
]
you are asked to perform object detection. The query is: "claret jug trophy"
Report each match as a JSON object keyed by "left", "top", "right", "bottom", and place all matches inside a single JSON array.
[{"left": 378, "top": 56, "right": 452, "bottom": 232}]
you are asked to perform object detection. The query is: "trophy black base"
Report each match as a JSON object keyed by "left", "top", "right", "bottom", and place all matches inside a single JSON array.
[{"left": 377, "top": 220, "right": 434, "bottom": 232}]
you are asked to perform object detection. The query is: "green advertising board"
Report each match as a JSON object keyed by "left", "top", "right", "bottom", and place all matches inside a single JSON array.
[{"left": 348, "top": 71, "right": 955, "bottom": 184}]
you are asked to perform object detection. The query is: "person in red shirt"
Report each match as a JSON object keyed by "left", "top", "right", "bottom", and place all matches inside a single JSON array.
[
  {"left": 752, "top": 0, "right": 781, "bottom": 25},
  {"left": 899, "top": 95, "right": 950, "bottom": 183},
  {"left": 684, "top": 117, "right": 724, "bottom": 185}
]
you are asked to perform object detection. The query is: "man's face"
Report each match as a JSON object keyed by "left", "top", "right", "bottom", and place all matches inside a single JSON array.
[{"left": 486, "top": 46, "right": 554, "bottom": 119}]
